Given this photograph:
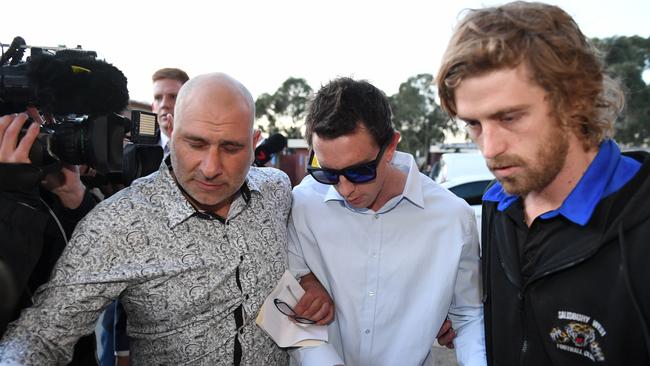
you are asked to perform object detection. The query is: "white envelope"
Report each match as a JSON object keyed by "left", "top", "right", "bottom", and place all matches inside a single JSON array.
[{"left": 256, "top": 270, "right": 328, "bottom": 347}]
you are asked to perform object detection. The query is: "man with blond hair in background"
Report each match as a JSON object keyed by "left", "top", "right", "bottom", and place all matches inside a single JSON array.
[
  {"left": 436, "top": 2, "right": 650, "bottom": 365},
  {"left": 152, "top": 67, "right": 189, "bottom": 155}
]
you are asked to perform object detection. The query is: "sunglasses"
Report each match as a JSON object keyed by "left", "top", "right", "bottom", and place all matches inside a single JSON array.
[{"left": 307, "top": 144, "right": 387, "bottom": 185}]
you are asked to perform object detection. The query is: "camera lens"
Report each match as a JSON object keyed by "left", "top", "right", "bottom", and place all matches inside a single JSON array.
[{"left": 50, "top": 121, "right": 88, "bottom": 165}]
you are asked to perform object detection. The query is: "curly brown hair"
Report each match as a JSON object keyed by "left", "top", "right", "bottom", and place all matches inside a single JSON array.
[{"left": 436, "top": 1, "right": 623, "bottom": 150}]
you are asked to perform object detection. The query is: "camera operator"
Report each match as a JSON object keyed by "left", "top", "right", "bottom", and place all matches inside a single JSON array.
[{"left": 0, "top": 111, "right": 99, "bottom": 364}]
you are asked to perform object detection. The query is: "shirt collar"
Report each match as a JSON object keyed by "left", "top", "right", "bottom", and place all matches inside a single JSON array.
[
  {"left": 323, "top": 151, "right": 424, "bottom": 213},
  {"left": 159, "top": 157, "right": 258, "bottom": 228},
  {"left": 159, "top": 133, "right": 170, "bottom": 149},
  {"left": 483, "top": 139, "right": 640, "bottom": 226}
]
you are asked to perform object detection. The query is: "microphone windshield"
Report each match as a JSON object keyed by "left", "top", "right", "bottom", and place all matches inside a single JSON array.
[
  {"left": 254, "top": 133, "right": 288, "bottom": 166},
  {"left": 27, "top": 54, "right": 129, "bottom": 115},
  {"left": 261, "top": 134, "right": 288, "bottom": 153}
]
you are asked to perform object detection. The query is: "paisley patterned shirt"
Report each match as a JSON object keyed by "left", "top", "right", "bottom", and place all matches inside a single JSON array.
[{"left": 0, "top": 163, "right": 292, "bottom": 365}]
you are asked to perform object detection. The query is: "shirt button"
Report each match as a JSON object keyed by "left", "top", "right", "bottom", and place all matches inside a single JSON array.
[
  {"left": 368, "top": 291, "right": 375, "bottom": 296},
  {"left": 371, "top": 252, "right": 377, "bottom": 258},
  {"left": 374, "top": 214, "right": 379, "bottom": 219},
  {"left": 365, "top": 329, "right": 371, "bottom": 334}
]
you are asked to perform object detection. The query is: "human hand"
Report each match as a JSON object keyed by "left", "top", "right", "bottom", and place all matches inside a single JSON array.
[
  {"left": 42, "top": 164, "right": 86, "bottom": 209},
  {"left": 0, "top": 113, "right": 39, "bottom": 164},
  {"left": 293, "top": 273, "right": 334, "bottom": 325},
  {"left": 436, "top": 318, "right": 456, "bottom": 349}
]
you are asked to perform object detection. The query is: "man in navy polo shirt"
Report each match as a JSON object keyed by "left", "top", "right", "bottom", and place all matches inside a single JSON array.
[{"left": 436, "top": 2, "right": 650, "bottom": 365}]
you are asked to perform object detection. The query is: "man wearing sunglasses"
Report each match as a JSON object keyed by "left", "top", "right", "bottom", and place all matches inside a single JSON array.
[{"left": 287, "top": 77, "right": 486, "bottom": 365}]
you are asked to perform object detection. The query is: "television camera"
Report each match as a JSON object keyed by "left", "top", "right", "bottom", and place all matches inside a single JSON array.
[{"left": 0, "top": 36, "right": 162, "bottom": 190}]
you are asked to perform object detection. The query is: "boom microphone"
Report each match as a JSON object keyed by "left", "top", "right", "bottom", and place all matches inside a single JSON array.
[
  {"left": 254, "top": 133, "right": 287, "bottom": 167},
  {"left": 0, "top": 40, "right": 129, "bottom": 116}
]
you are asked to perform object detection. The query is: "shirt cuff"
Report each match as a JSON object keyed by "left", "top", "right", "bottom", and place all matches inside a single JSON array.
[{"left": 288, "top": 343, "right": 344, "bottom": 366}]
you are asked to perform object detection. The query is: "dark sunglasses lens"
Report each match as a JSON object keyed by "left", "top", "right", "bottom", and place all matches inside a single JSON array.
[
  {"left": 344, "top": 165, "right": 376, "bottom": 183},
  {"left": 309, "top": 169, "right": 339, "bottom": 185}
]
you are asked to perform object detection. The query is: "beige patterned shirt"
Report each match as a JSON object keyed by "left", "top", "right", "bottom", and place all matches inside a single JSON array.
[{"left": 0, "top": 163, "right": 291, "bottom": 365}]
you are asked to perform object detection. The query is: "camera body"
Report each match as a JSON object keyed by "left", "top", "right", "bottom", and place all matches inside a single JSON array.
[
  {"left": 122, "top": 110, "right": 164, "bottom": 184},
  {"left": 27, "top": 114, "right": 125, "bottom": 174},
  {"left": 26, "top": 111, "right": 163, "bottom": 184},
  {"left": 1, "top": 37, "right": 162, "bottom": 187}
]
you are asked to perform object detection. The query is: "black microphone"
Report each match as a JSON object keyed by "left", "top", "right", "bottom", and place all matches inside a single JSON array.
[
  {"left": 1, "top": 43, "right": 129, "bottom": 116},
  {"left": 254, "top": 133, "right": 287, "bottom": 167}
]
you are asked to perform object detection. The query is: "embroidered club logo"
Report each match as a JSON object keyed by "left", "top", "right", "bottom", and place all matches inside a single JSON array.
[{"left": 549, "top": 310, "right": 606, "bottom": 362}]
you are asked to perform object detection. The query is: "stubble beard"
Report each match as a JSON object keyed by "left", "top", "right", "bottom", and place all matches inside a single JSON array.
[{"left": 492, "top": 127, "right": 569, "bottom": 197}]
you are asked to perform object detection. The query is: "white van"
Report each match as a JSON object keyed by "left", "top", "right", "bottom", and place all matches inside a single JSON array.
[
  {"left": 432, "top": 152, "right": 494, "bottom": 241},
  {"left": 431, "top": 152, "right": 493, "bottom": 184}
]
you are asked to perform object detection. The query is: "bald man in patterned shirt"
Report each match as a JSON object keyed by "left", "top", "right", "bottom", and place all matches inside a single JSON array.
[{"left": 0, "top": 73, "right": 326, "bottom": 365}]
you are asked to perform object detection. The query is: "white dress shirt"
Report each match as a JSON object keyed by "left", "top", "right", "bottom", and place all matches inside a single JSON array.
[
  {"left": 159, "top": 132, "right": 171, "bottom": 157},
  {"left": 287, "top": 151, "right": 486, "bottom": 366}
]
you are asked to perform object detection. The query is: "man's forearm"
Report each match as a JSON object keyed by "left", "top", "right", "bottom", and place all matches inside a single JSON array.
[
  {"left": 449, "top": 308, "right": 486, "bottom": 366},
  {"left": 449, "top": 214, "right": 486, "bottom": 365}
]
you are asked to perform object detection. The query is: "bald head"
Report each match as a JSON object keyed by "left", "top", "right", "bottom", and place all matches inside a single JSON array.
[
  {"left": 169, "top": 73, "right": 261, "bottom": 217},
  {"left": 174, "top": 73, "right": 255, "bottom": 129}
]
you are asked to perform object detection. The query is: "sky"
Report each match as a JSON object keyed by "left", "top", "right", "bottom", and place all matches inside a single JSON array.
[{"left": 2, "top": 0, "right": 649, "bottom": 105}]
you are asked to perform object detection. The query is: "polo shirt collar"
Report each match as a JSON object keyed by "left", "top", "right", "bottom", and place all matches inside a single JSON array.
[{"left": 483, "top": 139, "right": 636, "bottom": 226}]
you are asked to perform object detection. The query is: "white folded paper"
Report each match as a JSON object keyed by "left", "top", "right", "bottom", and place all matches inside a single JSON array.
[{"left": 256, "top": 270, "right": 328, "bottom": 347}]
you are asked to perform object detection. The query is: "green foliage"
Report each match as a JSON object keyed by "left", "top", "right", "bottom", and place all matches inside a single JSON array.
[
  {"left": 593, "top": 36, "right": 650, "bottom": 146},
  {"left": 389, "top": 74, "right": 457, "bottom": 159},
  {"left": 255, "top": 77, "right": 312, "bottom": 137},
  {"left": 256, "top": 36, "right": 650, "bottom": 149},
  {"left": 256, "top": 74, "right": 461, "bottom": 152},
  {"left": 255, "top": 93, "right": 278, "bottom": 134}
]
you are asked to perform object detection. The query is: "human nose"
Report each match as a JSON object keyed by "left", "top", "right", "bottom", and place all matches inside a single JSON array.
[
  {"left": 478, "top": 123, "right": 507, "bottom": 160},
  {"left": 200, "top": 147, "right": 223, "bottom": 179},
  {"left": 337, "top": 175, "right": 355, "bottom": 198}
]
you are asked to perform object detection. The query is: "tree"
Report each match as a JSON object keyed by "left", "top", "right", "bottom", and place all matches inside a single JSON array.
[
  {"left": 255, "top": 92, "right": 279, "bottom": 134},
  {"left": 390, "top": 73, "right": 457, "bottom": 160},
  {"left": 255, "top": 77, "right": 312, "bottom": 138},
  {"left": 593, "top": 36, "right": 650, "bottom": 146}
]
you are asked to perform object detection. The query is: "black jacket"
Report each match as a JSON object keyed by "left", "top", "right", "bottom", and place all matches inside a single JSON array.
[
  {"left": 0, "top": 163, "right": 99, "bottom": 365},
  {"left": 482, "top": 151, "right": 650, "bottom": 366}
]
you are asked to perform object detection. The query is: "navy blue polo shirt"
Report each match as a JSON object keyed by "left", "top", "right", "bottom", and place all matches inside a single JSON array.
[{"left": 483, "top": 139, "right": 641, "bottom": 226}]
